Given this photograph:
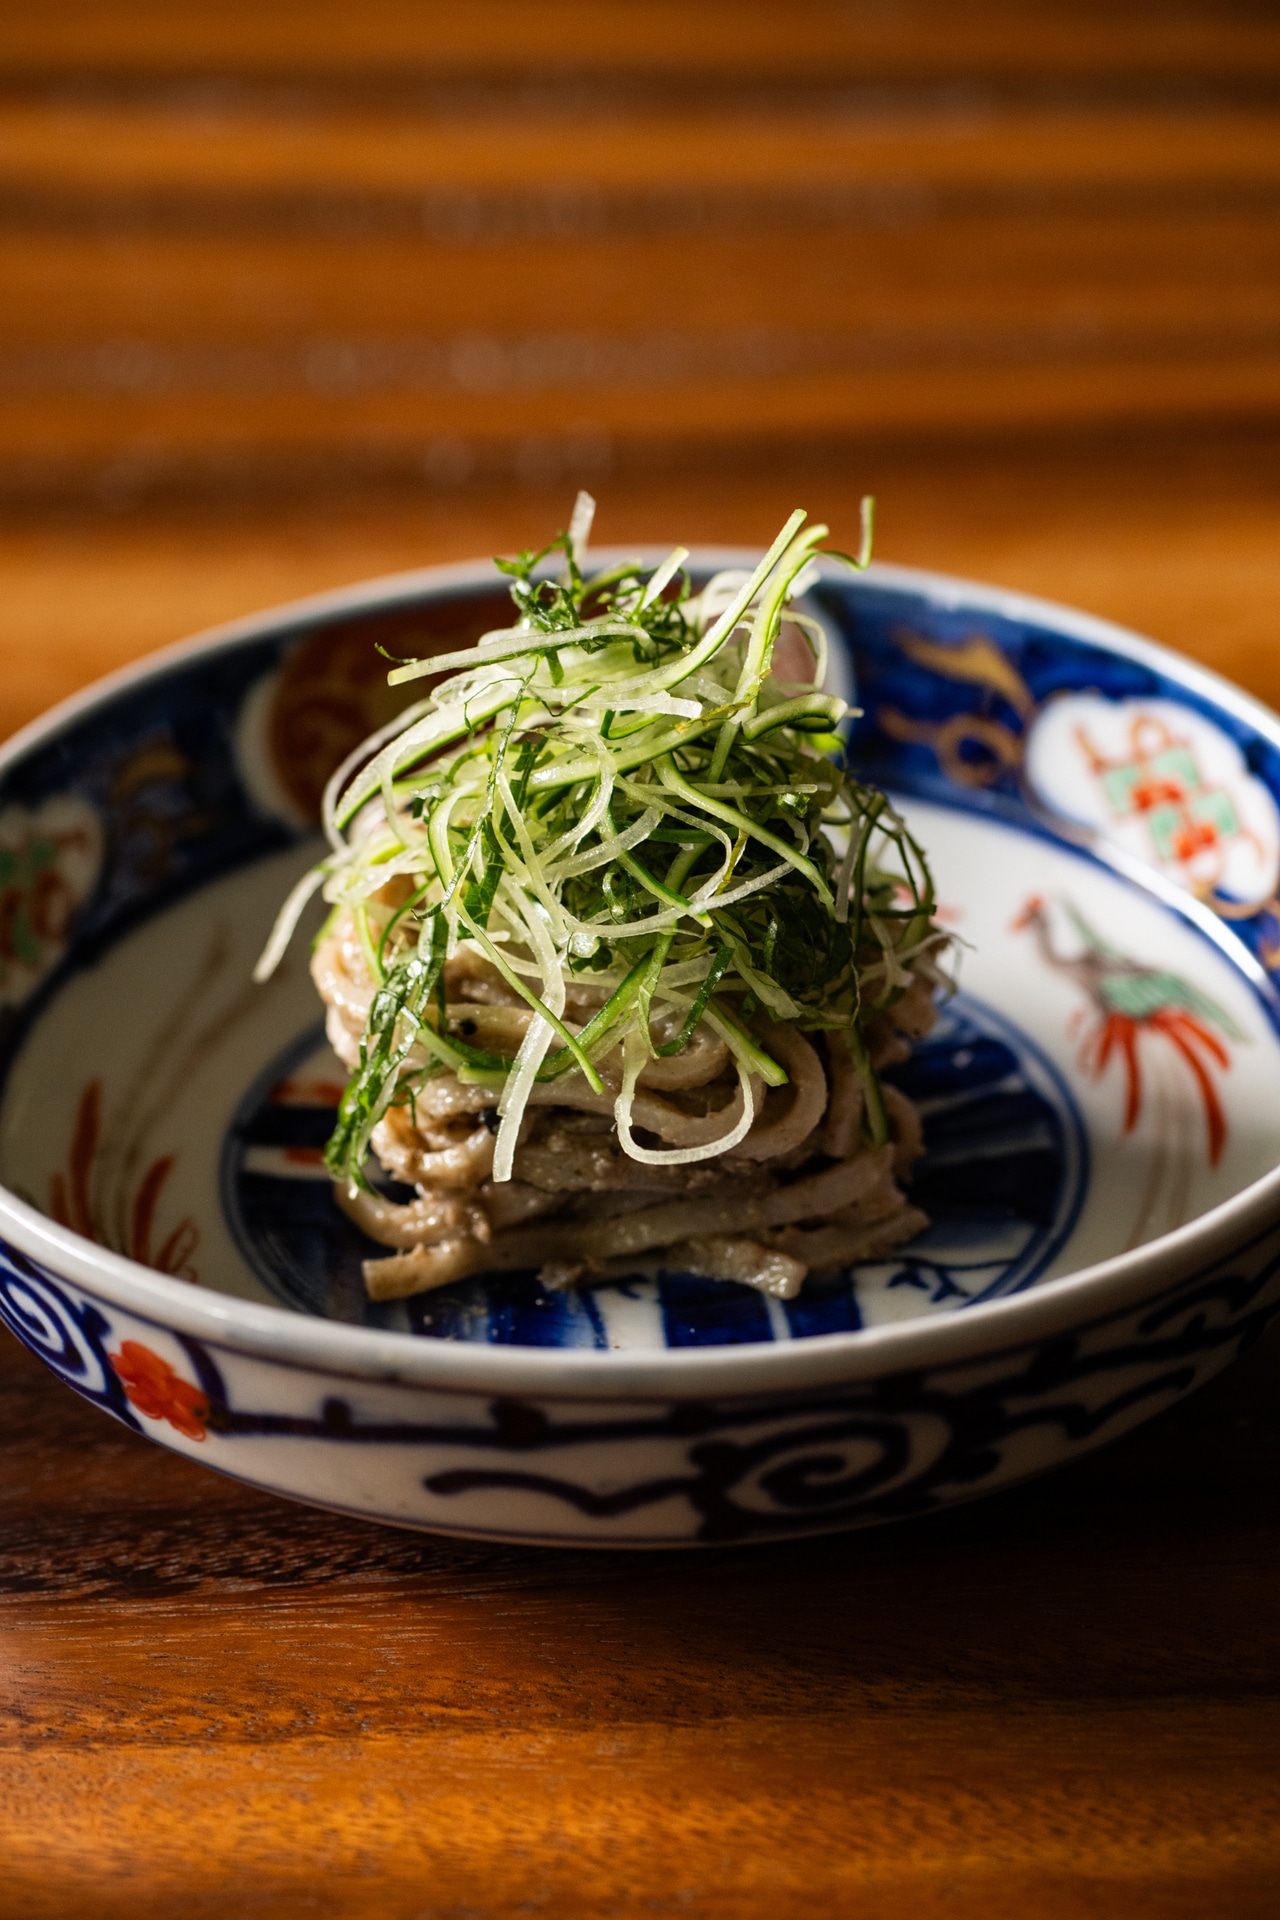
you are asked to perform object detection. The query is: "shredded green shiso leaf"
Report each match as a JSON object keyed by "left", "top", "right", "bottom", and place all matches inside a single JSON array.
[{"left": 256, "top": 495, "right": 942, "bottom": 1193}]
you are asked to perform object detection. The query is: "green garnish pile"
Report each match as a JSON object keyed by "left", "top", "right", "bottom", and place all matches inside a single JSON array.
[{"left": 257, "top": 496, "right": 939, "bottom": 1191}]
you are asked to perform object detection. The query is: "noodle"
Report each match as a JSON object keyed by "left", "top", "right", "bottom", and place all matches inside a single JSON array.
[
  {"left": 262, "top": 498, "right": 951, "bottom": 1307},
  {"left": 315, "top": 926, "right": 938, "bottom": 1301}
]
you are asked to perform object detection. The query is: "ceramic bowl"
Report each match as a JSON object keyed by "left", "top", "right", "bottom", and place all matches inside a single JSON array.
[{"left": 1, "top": 550, "right": 1279, "bottom": 1546}]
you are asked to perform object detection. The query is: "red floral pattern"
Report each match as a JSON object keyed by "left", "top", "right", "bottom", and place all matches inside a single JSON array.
[
  {"left": 108, "top": 1340, "right": 209, "bottom": 1441},
  {"left": 50, "top": 1080, "right": 199, "bottom": 1281}
]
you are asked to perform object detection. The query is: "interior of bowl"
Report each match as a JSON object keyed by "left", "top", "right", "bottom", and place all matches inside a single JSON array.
[{"left": 2, "top": 556, "right": 1279, "bottom": 1353}]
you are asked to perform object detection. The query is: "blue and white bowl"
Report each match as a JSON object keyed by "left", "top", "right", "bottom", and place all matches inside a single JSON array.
[{"left": 1, "top": 550, "right": 1278, "bottom": 1545}]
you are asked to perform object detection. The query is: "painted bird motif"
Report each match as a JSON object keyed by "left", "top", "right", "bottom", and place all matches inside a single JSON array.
[{"left": 1014, "top": 895, "right": 1244, "bottom": 1166}]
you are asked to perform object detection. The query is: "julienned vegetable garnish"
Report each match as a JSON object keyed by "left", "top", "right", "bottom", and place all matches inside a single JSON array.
[{"left": 257, "top": 496, "right": 952, "bottom": 1303}]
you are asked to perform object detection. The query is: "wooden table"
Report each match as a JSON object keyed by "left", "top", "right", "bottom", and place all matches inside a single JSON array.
[
  {"left": 4, "top": 4, "right": 1280, "bottom": 1913},
  {"left": 3, "top": 1296, "right": 1278, "bottom": 1917}
]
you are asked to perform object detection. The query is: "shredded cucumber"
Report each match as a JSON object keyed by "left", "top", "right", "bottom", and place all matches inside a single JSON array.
[{"left": 257, "top": 496, "right": 942, "bottom": 1190}]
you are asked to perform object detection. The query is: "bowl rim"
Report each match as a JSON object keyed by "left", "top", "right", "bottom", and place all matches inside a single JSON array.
[{"left": 2, "top": 548, "right": 1279, "bottom": 1401}]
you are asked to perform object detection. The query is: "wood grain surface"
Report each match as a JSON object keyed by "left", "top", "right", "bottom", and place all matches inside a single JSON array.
[
  {"left": 3, "top": 0, "right": 1280, "bottom": 496},
  {"left": 2, "top": 1316, "right": 1278, "bottom": 1920},
  {"left": 2, "top": 4, "right": 1280, "bottom": 1915}
]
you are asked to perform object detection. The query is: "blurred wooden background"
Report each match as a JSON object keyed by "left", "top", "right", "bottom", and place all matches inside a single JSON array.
[
  {"left": 3, "top": 6, "right": 1280, "bottom": 1918},
  {"left": 1, "top": 0, "right": 1279, "bottom": 732}
]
